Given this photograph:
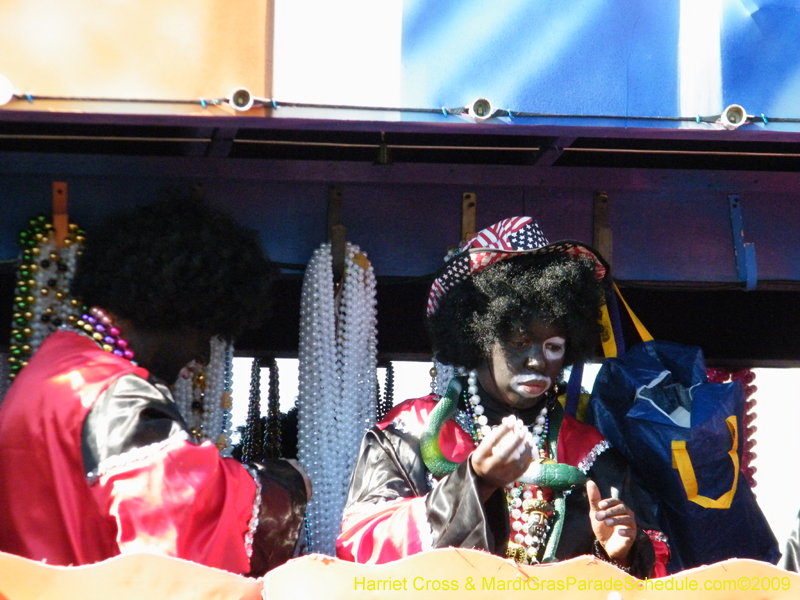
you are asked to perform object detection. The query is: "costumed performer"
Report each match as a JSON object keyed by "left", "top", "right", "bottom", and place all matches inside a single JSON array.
[
  {"left": 336, "top": 217, "right": 668, "bottom": 578},
  {"left": 0, "top": 193, "right": 309, "bottom": 576}
]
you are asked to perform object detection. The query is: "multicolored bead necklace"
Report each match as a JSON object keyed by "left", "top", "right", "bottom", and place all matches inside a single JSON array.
[
  {"left": 7, "top": 216, "right": 84, "bottom": 382},
  {"left": 77, "top": 306, "right": 135, "bottom": 361},
  {"left": 463, "top": 369, "right": 551, "bottom": 456},
  {"left": 461, "top": 369, "right": 557, "bottom": 565}
]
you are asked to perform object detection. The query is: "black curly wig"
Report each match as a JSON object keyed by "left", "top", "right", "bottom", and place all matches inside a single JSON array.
[
  {"left": 71, "top": 189, "right": 274, "bottom": 340},
  {"left": 427, "top": 252, "right": 605, "bottom": 370}
]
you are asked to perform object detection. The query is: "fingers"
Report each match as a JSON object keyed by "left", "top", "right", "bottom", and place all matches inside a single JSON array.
[
  {"left": 490, "top": 415, "right": 534, "bottom": 460},
  {"left": 471, "top": 415, "right": 535, "bottom": 492},
  {"left": 587, "top": 480, "right": 635, "bottom": 534},
  {"left": 585, "top": 479, "right": 602, "bottom": 509}
]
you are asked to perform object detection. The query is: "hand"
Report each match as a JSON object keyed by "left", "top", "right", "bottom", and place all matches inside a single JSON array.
[
  {"left": 470, "top": 415, "right": 535, "bottom": 502},
  {"left": 586, "top": 479, "right": 636, "bottom": 565},
  {"left": 284, "top": 458, "right": 313, "bottom": 501}
]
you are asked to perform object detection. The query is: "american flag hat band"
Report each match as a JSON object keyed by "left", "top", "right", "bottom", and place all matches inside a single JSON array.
[{"left": 426, "top": 217, "right": 608, "bottom": 317}]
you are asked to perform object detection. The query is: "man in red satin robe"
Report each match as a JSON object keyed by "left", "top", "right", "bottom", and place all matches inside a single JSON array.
[{"left": 0, "top": 193, "right": 309, "bottom": 575}]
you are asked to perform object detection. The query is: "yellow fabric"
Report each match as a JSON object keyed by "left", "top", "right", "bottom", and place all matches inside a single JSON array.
[
  {"left": 613, "top": 283, "right": 654, "bottom": 343},
  {"left": 557, "top": 392, "right": 591, "bottom": 422},
  {"left": 599, "top": 303, "right": 618, "bottom": 358},
  {"left": 671, "top": 416, "right": 739, "bottom": 509},
  {"left": 599, "top": 284, "right": 654, "bottom": 359}
]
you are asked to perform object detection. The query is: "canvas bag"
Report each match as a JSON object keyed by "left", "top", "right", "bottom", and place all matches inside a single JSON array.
[{"left": 585, "top": 285, "right": 780, "bottom": 571}]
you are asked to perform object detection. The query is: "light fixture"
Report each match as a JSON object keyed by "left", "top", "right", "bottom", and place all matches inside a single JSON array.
[
  {"left": 467, "top": 98, "right": 494, "bottom": 121},
  {"left": 721, "top": 104, "right": 747, "bottom": 130},
  {"left": 0, "top": 75, "right": 14, "bottom": 106},
  {"left": 228, "top": 88, "right": 254, "bottom": 112}
]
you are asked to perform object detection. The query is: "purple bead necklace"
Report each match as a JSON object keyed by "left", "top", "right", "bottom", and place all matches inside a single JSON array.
[{"left": 76, "top": 306, "right": 135, "bottom": 361}]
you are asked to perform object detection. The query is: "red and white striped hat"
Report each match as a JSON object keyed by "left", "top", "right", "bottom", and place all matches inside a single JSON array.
[{"left": 426, "top": 216, "right": 608, "bottom": 316}]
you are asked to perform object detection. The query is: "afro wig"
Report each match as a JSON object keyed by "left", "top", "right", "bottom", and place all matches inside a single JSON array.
[
  {"left": 427, "top": 252, "right": 605, "bottom": 369},
  {"left": 71, "top": 189, "right": 274, "bottom": 340}
]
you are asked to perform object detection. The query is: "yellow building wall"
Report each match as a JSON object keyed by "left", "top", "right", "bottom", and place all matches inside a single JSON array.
[{"left": 0, "top": 0, "right": 271, "bottom": 115}]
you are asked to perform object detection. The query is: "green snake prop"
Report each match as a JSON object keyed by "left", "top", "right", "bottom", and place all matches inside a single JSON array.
[
  {"left": 420, "top": 376, "right": 589, "bottom": 562},
  {"left": 421, "top": 377, "right": 587, "bottom": 490}
]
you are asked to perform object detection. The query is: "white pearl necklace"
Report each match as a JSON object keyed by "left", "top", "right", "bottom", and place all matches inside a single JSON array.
[
  {"left": 466, "top": 369, "right": 549, "bottom": 454},
  {"left": 461, "top": 369, "right": 554, "bottom": 564},
  {"left": 297, "top": 242, "right": 378, "bottom": 556}
]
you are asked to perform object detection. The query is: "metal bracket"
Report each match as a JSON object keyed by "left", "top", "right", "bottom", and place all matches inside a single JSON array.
[
  {"left": 462, "top": 192, "right": 477, "bottom": 242},
  {"left": 328, "top": 184, "right": 346, "bottom": 283},
  {"left": 205, "top": 127, "right": 238, "bottom": 158},
  {"left": 52, "top": 181, "right": 68, "bottom": 248},
  {"left": 593, "top": 191, "right": 612, "bottom": 267},
  {"left": 729, "top": 195, "right": 757, "bottom": 290}
]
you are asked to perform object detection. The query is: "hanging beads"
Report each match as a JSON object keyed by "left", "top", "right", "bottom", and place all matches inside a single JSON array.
[
  {"left": 7, "top": 216, "right": 84, "bottom": 382},
  {"left": 297, "top": 243, "right": 338, "bottom": 555},
  {"left": 297, "top": 241, "right": 378, "bottom": 556},
  {"left": 263, "top": 358, "right": 282, "bottom": 459},
  {"left": 241, "top": 358, "right": 264, "bottom": 464},
  {"left": 377, "top": 361, "right": 394, "bottom": 422},
  {"left": 171, "top": 337, "right": 232, "bottom": 453}
]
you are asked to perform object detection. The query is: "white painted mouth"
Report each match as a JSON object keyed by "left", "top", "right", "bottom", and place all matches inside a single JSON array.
[{"left": 510, "top": 374, "right": 552, "bottom": 398}]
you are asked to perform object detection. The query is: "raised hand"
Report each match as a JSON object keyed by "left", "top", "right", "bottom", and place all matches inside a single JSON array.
[
  {"left": 586, "top": 479, "right": 636, "bottom": 565},
  {"left": 470, "top": 415, "right": 535, "bottom": 502}
]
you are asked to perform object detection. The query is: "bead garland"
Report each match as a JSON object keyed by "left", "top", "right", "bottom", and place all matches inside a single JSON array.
[
  {"left": 264, "top": 359, "right": 282, "bottom": 459},
  {"left": 78, "top": 307, "right": 134, "bottom": 360},
  {"left": 377, "top": 361, "right": 394, "bottom": 422},
  {"left": 240, "top": 358, "right": 264, "bottom": 463},
  {"left": 431, "top": 359, "right": 455, "bottom": 397},
  {"left": 7, "top": 216, "right": 84, "bottom": 382},
  {"left": 171, "top": 336, "right": 234, "bottom": 454},
  {"left": 297, "top": 242, "right": 378, "bottom": 556},
  {"left": 297, "top": 244, "right": 338, "bottom": 555},
  {"left": 505, "top": 484, "right": 555, "bottom": 564}
]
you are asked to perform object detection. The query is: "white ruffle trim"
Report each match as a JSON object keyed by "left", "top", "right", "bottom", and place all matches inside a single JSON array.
[
  {"left": 88, "top": 431, "right": 190, "bottom": 485},
  {"left": 577, "top": 439, "right": 611, "bottom": 474},
  {"left": 242, "top": 465, "right": 263, "bottom": 559}
]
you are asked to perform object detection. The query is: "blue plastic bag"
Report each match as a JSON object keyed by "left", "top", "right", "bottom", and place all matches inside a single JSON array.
[{"left": 588, "top": 340, "right": 780, "bottom": 571}]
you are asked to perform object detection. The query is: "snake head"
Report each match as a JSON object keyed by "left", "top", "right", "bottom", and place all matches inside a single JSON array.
[{"left": 518, "top": 459, "right": 588, "bottom": 491}]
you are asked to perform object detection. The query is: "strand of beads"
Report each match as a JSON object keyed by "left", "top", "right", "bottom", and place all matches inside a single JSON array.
[
  {"left": 465, "top": 369, "right": 490, "bottom": 442},
  {"left": 504, "top": 404, "right": 554, "bottom": 566},
  {"left": 78, "top": 307, "right": 134, "bottom": 360},
  {"left": 204, "top": 337, "right": 229, "bottom": 452},
  {"left": 219, "top": 343, "right": 235, "bottom": 457},
  {"left": 462, "top": 368, "right": 554, "bottom": 565},
  {"left": 171, "top": 337, "right": 231, "bottom": 452},
  {"left": 335, "top": 242, "right": 378, "bottom": 542},
  {"left": 708, "top": 367, "right": 759, "bottom": 488},
  {"left": 432, "top": 360, "right": 455, "bottom": 397},
  {"left": 241, "top": 358, "right": 264, "bottom": 463},
  {"left": 506, "top": 484, "right": 554, "bottom": 564},
  {"left": 297, "top": 243, "right": 338, "bottom": 555},
  {"left": 377, "top": 361, "right": 394, "bottom": 421},
  {"left": 297, "top": 242, "right": 378, "bottom": 556},
  {"left": 264, "top": 359, "right": 282, "bottom": 459},
  {"left": 8, "top": 216, "right": 84, "bottom": 382}
]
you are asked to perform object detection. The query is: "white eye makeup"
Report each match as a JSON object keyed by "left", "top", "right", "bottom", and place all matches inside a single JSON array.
[{"left": 542, "top": 336, "right": 566, "bottom": 361}]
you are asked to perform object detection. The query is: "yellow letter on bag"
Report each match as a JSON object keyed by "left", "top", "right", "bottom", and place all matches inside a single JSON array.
[{"left": 671, "top": 416, "right": 739, "bottom": 509}]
